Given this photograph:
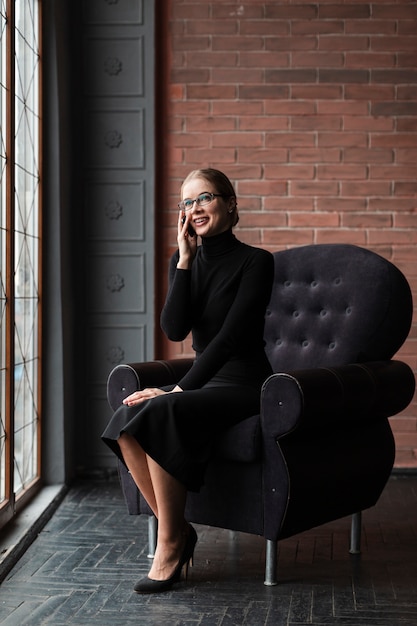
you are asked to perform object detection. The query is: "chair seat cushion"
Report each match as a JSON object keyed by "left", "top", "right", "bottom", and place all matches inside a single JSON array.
[{"left": 214, "top": 414, "right": 261, "bottom": 462}]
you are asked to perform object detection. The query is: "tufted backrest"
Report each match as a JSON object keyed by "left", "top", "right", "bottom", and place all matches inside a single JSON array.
[{"left": 264, "top": 244, "right": 413, "bottom": 372}]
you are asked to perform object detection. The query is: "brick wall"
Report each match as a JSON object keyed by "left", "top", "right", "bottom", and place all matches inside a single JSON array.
[{"left": 156, "top": 1, "right": 417, "bottom": 467}]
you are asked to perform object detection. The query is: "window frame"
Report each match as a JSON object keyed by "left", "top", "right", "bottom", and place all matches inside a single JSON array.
[{"left": 0, "top": 0, "right": 42, "bottom": 530}]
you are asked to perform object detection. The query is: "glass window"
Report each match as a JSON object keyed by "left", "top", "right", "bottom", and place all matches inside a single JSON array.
[{"left": 0, "top": 0, "right": 41, "bottom": 529}]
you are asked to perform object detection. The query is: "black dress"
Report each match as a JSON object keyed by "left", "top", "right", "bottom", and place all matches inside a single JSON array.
[{"left": 102, "top": 229, "right": 274, "bottom": 491}]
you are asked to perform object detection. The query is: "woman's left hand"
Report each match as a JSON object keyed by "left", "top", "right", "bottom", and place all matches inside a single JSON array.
[{"left": 122, "top": 386, "right": 183, "bottom": 407}]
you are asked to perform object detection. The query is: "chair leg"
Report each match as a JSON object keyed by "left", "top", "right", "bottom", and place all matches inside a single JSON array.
[
  {"left": 349, "top": 511, "right": 362, "bottom": 554},
  {"left": 147, "top": 515, "right": 157, "bottom": 558},
  {"left": 264, "top": 539, "right": 278, "bottom": 586}
]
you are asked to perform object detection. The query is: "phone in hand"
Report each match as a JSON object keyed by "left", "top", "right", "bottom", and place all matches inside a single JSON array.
[{"left": 182, "top": 215, "right": 196, "bottom": 237}]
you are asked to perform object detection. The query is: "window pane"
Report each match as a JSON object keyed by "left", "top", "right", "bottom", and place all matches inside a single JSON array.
[
  {"left": 0, "top": 0, "right": 7, "bottom": 505},
  {"left": 13, "top": 0, "right": 40, "bottom": 496}
]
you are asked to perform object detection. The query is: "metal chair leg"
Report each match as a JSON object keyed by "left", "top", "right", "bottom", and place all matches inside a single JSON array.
[
  {"left": 264, "top": 539, "right": 278, "bottom": 586},
  {"left": 349, "top": 511, "right": 362, "bottom": 554},
  {"left": 147, "top": 515, "right": 157, "bottom": 558}
]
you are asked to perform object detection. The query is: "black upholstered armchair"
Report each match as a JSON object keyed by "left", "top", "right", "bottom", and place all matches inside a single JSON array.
[{"left": 107, "top": 244, "right": 415, "bottom": 585}]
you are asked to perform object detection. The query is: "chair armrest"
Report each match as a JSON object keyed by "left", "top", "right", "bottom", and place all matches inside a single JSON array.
[
  {"left": 107, "top": 358, "right": 194, "bottom": 410},
  {"left": 261, "top": 360, "right": 415, "bottom": 439}
]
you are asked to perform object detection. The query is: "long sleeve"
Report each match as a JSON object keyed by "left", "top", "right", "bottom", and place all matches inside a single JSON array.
[{"left": 160, "top": 233, "right": 274, "bottom": 391}]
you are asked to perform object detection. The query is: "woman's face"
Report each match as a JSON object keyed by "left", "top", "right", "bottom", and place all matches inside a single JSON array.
[{"left": 181, "top": 177, "right": 235, "bottom": 238}]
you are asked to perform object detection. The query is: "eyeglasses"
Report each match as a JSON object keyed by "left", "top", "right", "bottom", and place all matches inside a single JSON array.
[{"left": 178, "top": 192, "right": 223, "bottom": 212}]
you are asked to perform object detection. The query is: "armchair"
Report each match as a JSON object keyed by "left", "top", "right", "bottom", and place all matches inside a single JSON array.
[{"left": 107, "top": 244, "right": 415, "bottom": 585}]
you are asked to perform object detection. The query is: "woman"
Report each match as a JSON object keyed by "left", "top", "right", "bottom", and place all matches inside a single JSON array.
[{"left": 102, "top": 168, "right": 274, "bottom": 593}]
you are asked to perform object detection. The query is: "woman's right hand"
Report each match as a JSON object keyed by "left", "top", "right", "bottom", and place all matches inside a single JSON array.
[{"left": 177, "top": 211, "right": 197, "bottom": 269}]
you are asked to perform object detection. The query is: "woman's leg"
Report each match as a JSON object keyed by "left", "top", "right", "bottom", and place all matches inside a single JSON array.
[
  {"left": 118, "top": 433, "right": 158, "bottom": 517},
  {"left": 146, "top": 456, "right": 188, "bottom": 580},
  {"left": 118, "top": 433, "right": 188, "bottom": 581}
]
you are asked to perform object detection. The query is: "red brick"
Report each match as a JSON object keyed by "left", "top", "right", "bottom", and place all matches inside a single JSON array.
[
  {"left": 319, "top": 4, "right": 370, "bottom": 19},
  {"left": 171, "top": 68, "right": 210, "bottom": 83},
  {"left": 240, "top": 20, "right": 289, "bottom": 36},
  {"left": 186, "top": 116, "right": 236, "bottom": 132},
  {"left": 264, "top": 197, "right": 314, "bottom": 212},
  {"left": 265, "top": 165, "right": 315, "bottom": 180},
  {"left": 317, "top": 101, "right": 368, "bottom": 115},
  {"left": 240, "top": 212, "right": 287, "bottom": 228},
  {"left": 184, "top": 148, "right": 236, "bottom": 164},
  {"left": 370, "top": 165, "right": 417, "bottom": 181},
  {"left": 265, "top": 5, "right": 318, "bottom": 19},
  {"left": 290, "top": 148, "right": 341, "bottom": 163},
  {"left": 267, "top": 133, "right": 315, "bottom": 148},
  {"left": 238, "top": 148, "right": 288, "bottom": 164},
  {"left": 289, "top": 212, "right": 339, "bottom": 228},
  {"left": 238, "top": 117, "right": 289, "bottom": 131},
  {"left": 345, "top": 20, "right": 396, "bottom": 36},
  {"left": 290, "top": 181, "right": 339, "bottom": 196},
  {"left": 395, "top": 213, "right": 417, "bottom": 229},
  {"left": 292, "top": 85, "right": 343, "bottom": 99},
  {"left": 265, "top": 100, "right": 316, "bottom": 115},
  {"left": 395, "top": 182, "right": 417, "bottom": 196},
  {"left": 373, "top": 5, "right": 417, "bottom": 19},
  {"left": 340, "top": 181, "right": 392, "bottom": 196},
  {"left": 266, "top": 36, "right": 318, "bottom": 51},
  {"left": 172, "top": 35, "right": 210, "bottom": 51},
  {"left": 291, "top": 20, "right": 343, "bottom": 35},
  {"left": 171, "top": 132, "right": 210, "bottom": 148},
  {"left": 213, "top": 68, "right": 264, "bottom": 83},
  {"left": 238, "top": 180, "right": 287, "bottom": 196},
  {"left": 372, "top": 36, "right": 417, "bottom": 52},
  {"left": 344, "top": 148, "right": 394, "bottom": 163},
  {"left": 263, "top": 229, "right": 315, "bottom": 246},
  {"left": 368, "top": 230, "right": 417, "bottom": 245},
  {"left": 292, "top": 116, "right": 342, "bottom": 131},
  {"left": 370, "top": 198, "right": 417, "bottom": 212},
  {"left": 239, "top": 85, "right": 290, "bottom": 99},
  {"left": 318, "top": 133, "right": 367, "bottom": 147},
  {"left": 186, "top": 84, "right": 237, "bottom": 99},
  {"left": 397, "top": 86, "right": 417, "bottom": 100},
  {"left": 344, "top": 116, "right": 394, "bottom": 131},
  {"left": 212, "top": 101, "right": 263, "bottom": 115},
  {"left": 239, "top": 51, "right": 289, "bottom": 69},
  {"left": 213, "top": 35, "right": 264, "bottom": 51},
  {"left": 187, "top": 19, "right": 237, "bottom": 36},
  {"left": 398, "top": 20, "right": 417, "bottom": 35},
  {"left": 319, "top": 36, "right": 369, "bottom": 51},
  {"left": 342, "top": 213, "right": 393, "bottom": 229},
  {"left": 317, "top": 198, "right": 367, "bottom": 212},
  {"left": 293, "top": 51, "right": 345, "bottom": 67},
  {"left": 346, "top": 52, "right": 396, "bottom": 68},
  {"left": 372, "top": 134, "right": 417, "bottom": 148},
  {"left": 318, "top": 165, "right": 367, "bottom": 179},
  {"left": 316, "top": 229, "right": 367, "bottom": 245},
  {"left": 185, "top": 51, "right": 238, "bottom": 67},
  {"left": 212, "top": 133, "right": 263, "bottom": 148},
  {"left": 212, "top": 4, "right": 264, "bottom": 19},
  {"left": 345, "top": 85, "right": 394, "bottom": 100}
]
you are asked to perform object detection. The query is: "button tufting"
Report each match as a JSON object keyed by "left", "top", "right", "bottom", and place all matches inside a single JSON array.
[
  {"left": 311, "top": 280, "right": 318, "bottom": 287},
  {"left": 329, "top": 342, "right": 336, "bottom": 350},
  {"left": 292, "top": 310, "right": 300, "bottom": 318},
  {"left": 320, "top": 309, "right": 327, "bottom": 317},
  {"left": 302, "top": 340, "right": 309, "bottom": 348},
  {"left": 346, "top": 306, "right": 352, "bottom": 315},
  {"left": 334, "top": 277, "right": 342, "bottom": 285},
  {"left": 284, "top": 280, "right": 291, "bottom": 287}
]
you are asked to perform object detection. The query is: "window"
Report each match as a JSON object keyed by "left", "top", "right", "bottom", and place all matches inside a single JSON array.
[{"left": 0, "top": 0, "right": 41, "bottom": 529}]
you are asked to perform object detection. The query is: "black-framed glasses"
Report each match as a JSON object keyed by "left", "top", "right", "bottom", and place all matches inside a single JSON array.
[{"left": 178, "top": 192, "right": 223, "bottom": 212}]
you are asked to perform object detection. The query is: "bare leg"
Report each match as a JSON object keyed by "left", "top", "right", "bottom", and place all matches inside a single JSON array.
[
  {"left": 118, "top": 433, "right": 189, "bottom": 581},
  {"left": 118, "top": 433, "right": 158, "bottom": 517},
  {"left": 146, "top": 456, "right": 188, "bottom": 580}
]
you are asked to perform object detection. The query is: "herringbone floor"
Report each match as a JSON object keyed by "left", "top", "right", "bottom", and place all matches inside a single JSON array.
[{"left": 0, "top": 475, "right": 416, "bottom": 625}]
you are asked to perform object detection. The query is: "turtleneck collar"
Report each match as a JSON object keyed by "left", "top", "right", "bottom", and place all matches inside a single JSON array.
[{"left": 201, "top": 229, "right": 240, "bottom": 257}]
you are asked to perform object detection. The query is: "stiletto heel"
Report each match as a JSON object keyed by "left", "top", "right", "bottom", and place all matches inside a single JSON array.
[{"left": 134, "top": 524, "right": 198, "bottom": 594}]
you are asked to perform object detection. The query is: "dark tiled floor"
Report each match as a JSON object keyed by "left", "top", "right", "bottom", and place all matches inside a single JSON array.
[{"left": 0, "top": 475, "right": 416, "bottom": 625}]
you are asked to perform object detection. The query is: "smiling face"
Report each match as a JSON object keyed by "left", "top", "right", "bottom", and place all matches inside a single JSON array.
[{"left": 181, "top": 176, "right": 236, "bottom": 238}]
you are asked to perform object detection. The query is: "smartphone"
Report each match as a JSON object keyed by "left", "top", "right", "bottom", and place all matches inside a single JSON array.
[{"left": 182, "top": 215, "right": 196, "bottom": 237}]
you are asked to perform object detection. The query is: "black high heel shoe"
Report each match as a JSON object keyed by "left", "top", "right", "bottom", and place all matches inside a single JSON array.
[{"left": 134, "top": 524, "right": 197, "bottom": 594}]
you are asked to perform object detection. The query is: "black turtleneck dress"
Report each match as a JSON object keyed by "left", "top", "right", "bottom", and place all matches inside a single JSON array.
[{"left": 102, "top": 230, "right": 274, "bottom": 491}]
